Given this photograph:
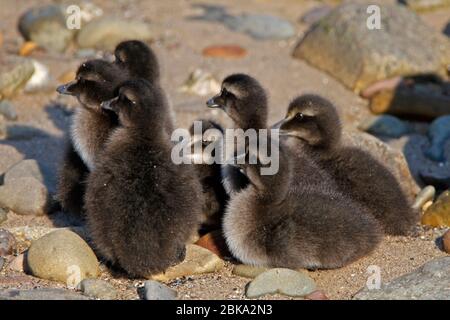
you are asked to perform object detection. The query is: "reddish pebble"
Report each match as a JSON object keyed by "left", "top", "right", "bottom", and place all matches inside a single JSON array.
[
  {"left": 443, "top": 230, "right": 450, "bottom": 254},
  {"left": 305, "top": 290, "right": 329, "bottom": 300},
  {"left": 202, "top": 45, "right": 247, "bottom": 58},
  {"left": 195, "top": 230, "right": 231, "bottom": 258}
]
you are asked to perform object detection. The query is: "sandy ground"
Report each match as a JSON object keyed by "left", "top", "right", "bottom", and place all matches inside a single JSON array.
[{"left": 0, "top": 0, "right": 449, "bottom": 300}]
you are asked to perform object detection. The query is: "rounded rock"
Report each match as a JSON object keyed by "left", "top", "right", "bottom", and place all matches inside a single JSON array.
[
  {"left": 78, "top": 279, "right": 117, "bottom": 300},
  {"left": 4, "top": 159, "right": 44, "bottom": 184},
  {"left": 232, "top": 264, "right": 270, "bottom": 279},
  {"left": 412, "top": 185, "right": 436, "bottom": 210},
  {"left": 27, "top": 229, "right": 99, "bottom": 285},
  {"left": 143, "top": 280, "right": 177, "bottom": 300}
]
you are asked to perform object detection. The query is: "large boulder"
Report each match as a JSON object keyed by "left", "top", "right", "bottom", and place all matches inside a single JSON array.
[{"left": 293, "top": 2, "right": 450, "bottom": 93}]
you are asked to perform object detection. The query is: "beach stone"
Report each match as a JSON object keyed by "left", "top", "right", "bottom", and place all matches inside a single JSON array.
[
  {"left": 143, "top": 280, "right": 177, "bottom": 300},
  {"left": 305, "top": 290, "right": 329, "bottom": 300},
  {"left": 4, "top": 159, "right": 44, "bottom": 184},
  {"left": 354, "top": 257, "right": 450, "bottom": 299},
  {"left": 24, "top": 60, "right": 52, "bottom": 93},
  {"left": 76, "top": 17, "right": 152, "bottom": 51},
  {"left": 425, "top": 115, "right": 450, "bottom": 162},
  {"left": 180, "top": 69, "right": 221, "bottom": 97},
  {"left": 195, "top": 230, "right": 231, "bottom": 258},
  {"left": 0, "top": 288, "right": 90, "bottom": 300},
  {"left": 27, "top": 229, "right": 99, "bottom": 285},
  {"left": 293, "top": 3, "right": 450, "bottom": 93},
  {"left": 0, "top": 177, "right": 48, "bottom": 216},
  {"left": 0, "top": 58, "right": 35, "bottom": 99},
  {"left": 0, "top": 207, "right": 7, "bottom": 225},
  {"left": 18, "top": 4, "right": 74, "bottom": 53},
  {"left": 0, "top": 229, "right": 16, "bottom": 256},
  {"left": 359, "top": 115, "right": 412, "bottom": 138},
  {"left": 443, "top": 230, "right": 450, "bottom": 253},
  {"left": 151, "top": 244, "right": 224, "bottom": 282},
  {"left": 8, "top": 254, "right": 26, "bottom": 272},
  {"left": 78, "top": 279, "right": 118, "bottom": 300},
  {"left": 202, "top": 45, "right": 247, "bottom": 58},
  {"left": 232, "top": 265, "right": 270, "bottom": 279},
  {"left": 0, "top": 100, "right": 18, "bottom": 121},
  {"left": 19, "top": 41, "right": 39, "bottom": 57},
  {"left": 0, "top": 145, "right": 24, "bottom": 175},
  {"left": 401, "top": 0, "right": 450, "bottom": 12},
  {"left": 422, "top": 190, "right": 450, "bottom": 227},
  {"left": 412, "top": 185, "right": 436, "bottom": 210},
  {"left": 245, "top": 268, "right": 316, "bottom": 298},
  {"left": 344, "top": 131, "right": 420, "bottom": 199}
]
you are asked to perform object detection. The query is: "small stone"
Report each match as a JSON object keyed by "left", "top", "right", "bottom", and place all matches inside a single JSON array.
[
  {"left": 422, "top": 190, "right": 450, "bottom": 227},
  {"left": 425, "top": 115, "right": 450, "bottom": 162},
  {"left": 304, "top": 290, "right": 329, "bottom": 300},
  {"left": 442, "top": 230, "right": 450, "bottom": 253},
  {"left": 19, "top": 41, "right": 39, "bottom": 56},
  {"left": 151, "top": 244, "right": 224, "bottom": 281},
  {"left": 202, "top": 45, "right": 247, "bottom": 58},
  {"left": 0, "top": 177, "right": 48, "bottom": 216},
  {"left": 76, "top": 17, "right": 152, "bottom": 51},
  {"left": 354, "top": 257, "right": 450, "bottom": 299},
  {"left": 0, "top": 100, "right": 18, "bottom": 121},
  {"left": 18, "top": 4, "right": 75, "bottom": 53},
  {"left": 180, "top": 69, "right": 221, "bottom": 97},
  {"left": 0, "top": 207, "right": 7, "bottom": 225},
  {"left": 232, "top": 264, "right": 270, "bottom": 279},
  {"left": 78, "top": 279, "right": 118, "bottom": 300},
  {"left": 245, "top": 268, "right": 316, "bottom": 299},
  {"left": 0, "top": 58, "right": 35, "bottom": 99},
  {"left": 359, "top": 115, "right": 412, "bottom": 138},
  {"left": 195, "top": 230, "right": 231, "bottom": 258},
  {"left": 143, "top": 280, "right": 177, "bottom": 300},
  {"left": 24, "top": 60, "right": 52, "bottom": 93},
  {"left": 412, "top": 185, "right": 436, "bottom": 210},
  {"left": 0, "top": 229, "right": 16, "bottom": 256},
  {"left": 26, "top": 229, "right": 99, "bottom": 285},
  {"left": 8, "top": 253, "right": 26, "bottom": 272},
  {"left": 0, "top": 288, "right": 90, "bottom": 300},
  {"left": 0, "top": 145, "right": 24, "bottom": 175},
  {"left": 4, "top": 159, "right": 44, "bottom": 184}
]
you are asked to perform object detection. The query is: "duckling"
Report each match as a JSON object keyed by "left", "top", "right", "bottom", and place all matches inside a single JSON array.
[
  {"left": 207, "top": 74, "right": 381, "bottom": 267},
  {"left": 84, "top": 79, "right": 203, "bottom": 276},
  {"left": 189, "top": 119, "right": 228, "bottom": 231},
  {"left": 114, "top": 40, "right": 176, "bottom": 133},
  {"left": 277, "top": 94, "right": 419, "bottom": 235},
  {"left": 56, "top": 59, "right": 125, "bottom": 217}
]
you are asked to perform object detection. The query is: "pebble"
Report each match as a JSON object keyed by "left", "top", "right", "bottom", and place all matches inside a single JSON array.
[
  {"left": 202, "top": 45, "right": 247, "bottom": 58},
  {"left": 443, "top": 230, "right": 450, "bottom": 254},
  {"left": 412, "top": 185, "right": 436, "bottom": 210},
  {"left": 0, "top": 229, "right": 16, "bottom": 256},
  {"left": 24, "top": 60, "right": 52, "bottom": 93},
  {"left": 354, "top": 257, "right": 450, "bottom": 299},
  {"left": 425, "top": 115, "right": 450, "bottom": 162},
  {"left": 359, "top": 115, "right": 412, "bottom": 138},
  {"left": 180, "top": 69, "right": 221, "bottom": 97},
  {"left": 78, "top": 279, "right": 118, "bottom": 300},
  {"left": 8, "top": 253, "right": 26, "bottom": 272},
  {"left": 19, "top": 41, "right": 39, "bottom": 57},
  {"left": 0, "top": 288, "right": 90, "bottom": 300},
  {"left": 304, "top": 290, "right": 329, "bottom": 300},
  {"left": 0, "top": 100, "right": 18, "bottom": 121},
  {"left": 151, "top": 244, "right": 224, "bottom": 282},
  {"left": 4, "top": 159, "right": 44, "bottom": 184},
  {"left": 0, "top": 177, "right": 48, "bottom": 216},
  {"left": 422, "top": 190, "right": 450, "bottom": 227},
  {"left": 0, "top": 207, "right": 7, "bottom": 225},
  {"left": 232, "top": 264, "right": 270, "bottom": 279},
  {"left": 0, "top": 58, "right": 35, "bottom": 99},
  {"left": 26, "top": 229, "right": 99, "bottom": 285},
  {"left": 143, "top": 280, "right": 177, "bottom": 300},
  {"left": 18, "top": 4, "right": 74, "bottom": 53},
  {"left": 195, "top": 230, "right": 231, "bottom": 259},
  {"left": 245, "top": 268, "right": 316, "bottom": 298},
  {"left": 0, "top": 145, "right": 24, "bottom": 175},
  {"left": 76, "top": 17, "right": 152, "bottom": 50}
]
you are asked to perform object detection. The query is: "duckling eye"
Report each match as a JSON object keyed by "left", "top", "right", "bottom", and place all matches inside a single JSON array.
[{"left": 295, "top": 113, "right": 304, "bottom": 120}]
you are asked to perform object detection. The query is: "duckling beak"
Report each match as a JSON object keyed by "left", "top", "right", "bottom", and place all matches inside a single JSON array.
[
  {"left": 100, "top": 96, "right": 119, "bottom": 112},
  {"left": 56, "top": 81, "right": 77, "bottom": 95},
  {"left": 206, "top": 94, "right": 224, "bottom": 109}
]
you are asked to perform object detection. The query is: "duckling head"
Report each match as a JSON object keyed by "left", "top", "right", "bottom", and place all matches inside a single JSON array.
[
  {"left": 56, "top": 59, "right": 124, "bottom": 112},
  {"left": 207, "top": 73, "right": 268, "bottom": 130},
  {"left": 276, "top": 94, "right": 342, "bottom": 149},
  {"left": 114, "top": 40, "right": 160, "bottom": 83},
  {"left": 101, "top": 79, "right": 166, "bottom": 129}
]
